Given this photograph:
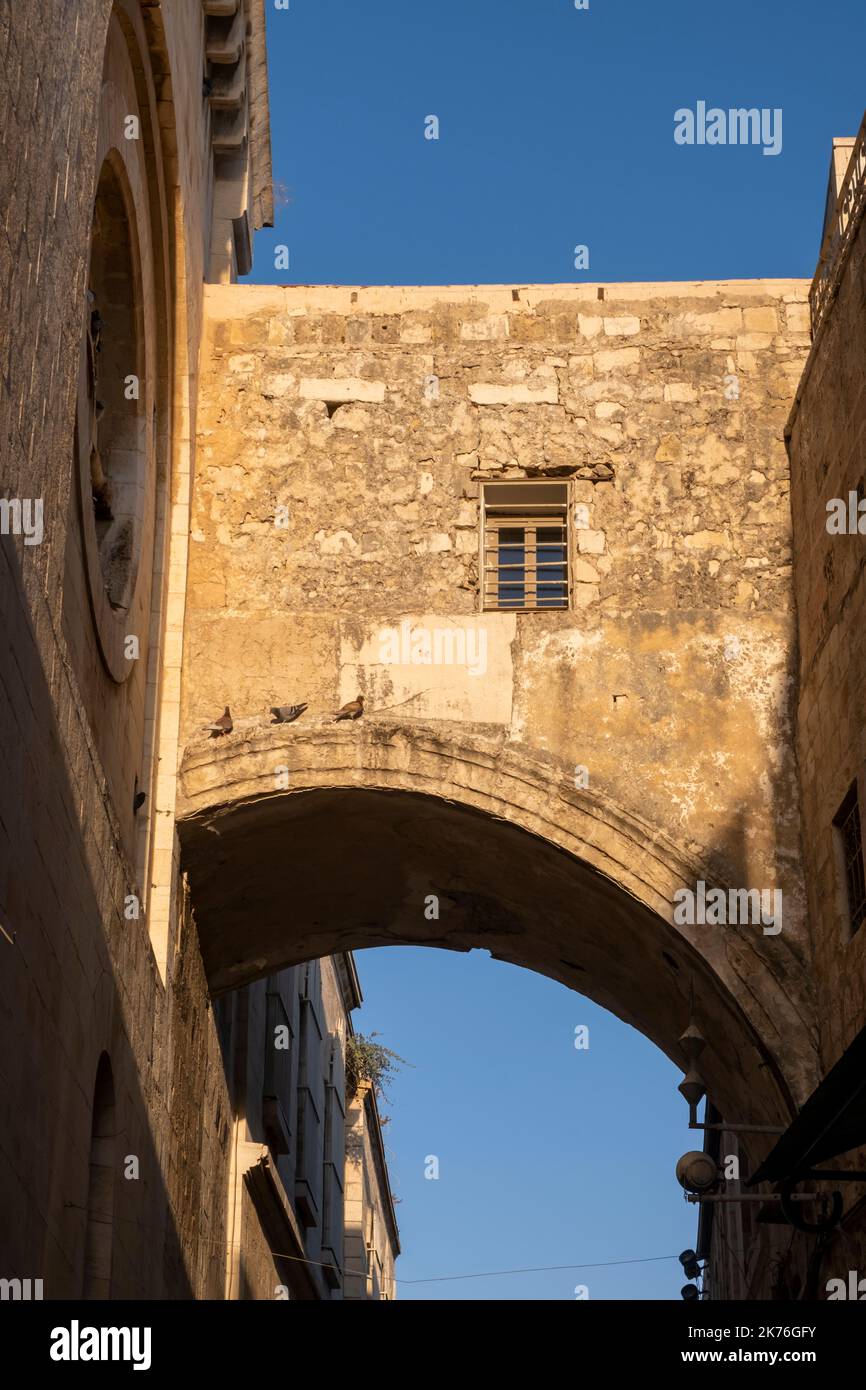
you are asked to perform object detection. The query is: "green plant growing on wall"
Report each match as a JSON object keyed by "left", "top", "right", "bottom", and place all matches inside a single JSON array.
[{"left": 345, "top": 1032, "right": 410, "bottom": 1102}]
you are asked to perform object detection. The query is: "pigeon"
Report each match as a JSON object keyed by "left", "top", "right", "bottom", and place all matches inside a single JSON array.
[
  {"left": 270, "top": 703, "right": 307, "bottom": 724},
  {"left": 334, "top": 694, "right": 364, "bottom": 722},
  {"left": 202, "top": 706, "right": 233, "bottom": 737}
]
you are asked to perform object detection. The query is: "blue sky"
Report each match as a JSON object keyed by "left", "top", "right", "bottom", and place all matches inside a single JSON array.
[
  {"left": 354, "top": 947, "right": 695, "bottom": 1300},
  {"left": 250, "top": 1, "right": 866, "bottom": 1298},
  {"left": 252, "top": 0, "right": 866, "bottom": 287}
]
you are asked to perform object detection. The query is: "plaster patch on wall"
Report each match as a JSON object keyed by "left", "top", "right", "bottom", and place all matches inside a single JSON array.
[{"left": 338, "top": 614, "right": 516, "bottom": 724}]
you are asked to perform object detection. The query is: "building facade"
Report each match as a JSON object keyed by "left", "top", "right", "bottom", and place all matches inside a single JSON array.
[
  {"left": 215, "top": 957, "right": 399, "bottom": 1300},
  {"left": 0, "top": 0, "right": 395, "bottom": 1301},
  {"left": 697, "top": 120, "right": 866, "bottom": 1300},
  {"left": 0, "top": 0, "right": 864, "bottom": 1301},
  {"left": 344, "top": 1080, "right": 400, "bottom": 1301}
]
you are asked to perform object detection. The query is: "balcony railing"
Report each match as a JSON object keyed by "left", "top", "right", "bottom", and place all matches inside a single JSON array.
[{"left": 810, "top": 110, "right": 866, "bottom": 337}]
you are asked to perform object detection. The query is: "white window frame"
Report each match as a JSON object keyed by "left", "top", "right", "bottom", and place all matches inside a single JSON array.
[{"left": 479, "top": 479, "right": 572, "bottom": 612}]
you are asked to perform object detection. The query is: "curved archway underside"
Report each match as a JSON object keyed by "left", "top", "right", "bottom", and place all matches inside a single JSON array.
[{"left": 177, "top": 720, "right": 818, "bottom": 1126}]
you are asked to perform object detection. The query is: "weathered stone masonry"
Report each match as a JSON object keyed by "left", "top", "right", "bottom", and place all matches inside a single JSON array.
[
  {"left": 180, "top": 279, "right": 817, "bottom": 1128},
  {"left": 0, "top": 0, "right": 264, "bottom": 1298},
  {"left": 5, "top": 0, "right": 865, "bottom": 1304}
]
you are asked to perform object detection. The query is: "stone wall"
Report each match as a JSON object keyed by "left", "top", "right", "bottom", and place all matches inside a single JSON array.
[
  {"left": 0, "top": 0, "right": 239, "bottom": 1298},
  {"left": 788, "top": 209, "right": 866, "bottom": 1073},
  {"left": 5, "top": 0, "right": 860, "bottom": 1304},
  {"left": 786, "top": 151, "right": 866, "bottom": 1289},
  {"left": 184, "top": 280, "right": 816, "bottom": 1112},
  {"left": 190, "top": 282, "right": 810, "bottom": 912}
]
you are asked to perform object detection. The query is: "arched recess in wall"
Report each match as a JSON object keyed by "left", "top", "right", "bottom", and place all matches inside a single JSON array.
[
  {"left": 66, "top": 3, "right": 175, "bottom": 897},
  {"left": 73, "top": 12, "right": 160, "bottom": 681},
  {"left": 76, "top": 150, "right": 148, "bottom": 649},
  {"left": 83, "top": 1053, "right": 117, "bottom": 1299}
]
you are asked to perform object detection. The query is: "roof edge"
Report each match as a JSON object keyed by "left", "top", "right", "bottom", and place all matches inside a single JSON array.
[{"left": 247, "top": 0, "right": 274, "bottom": 231}]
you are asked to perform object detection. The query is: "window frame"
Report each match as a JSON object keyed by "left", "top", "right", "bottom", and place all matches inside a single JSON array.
[
  {"left": 262, "top": 987, "right": 295, "bottom": 1156},
  {"left": 479, "top": 479, "right": 573, "bottom": 613},
  {"left": 833, "top": 777, "right": 866, "bottom": 940}
]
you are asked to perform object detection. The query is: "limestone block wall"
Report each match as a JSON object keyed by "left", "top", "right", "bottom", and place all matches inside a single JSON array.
[
  {"left": 788, "top": 206, "right": 866, "bottom": 1070},
  {"left": 787, "top": 193, "right": 866, "bottom": 1285},
  {"left": 188, "top": 279, "right": 812, "bottom": 968},
  {"left": 0, "top": 0, "right": 237, "bottom": 1298}
]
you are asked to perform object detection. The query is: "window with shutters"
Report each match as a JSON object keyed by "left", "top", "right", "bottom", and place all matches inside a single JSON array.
[
  {"left": 481, "top": 480, "right": 570, "bottom": 611},
  {"left": 294, "top": 965, "right": 325, "bottom": 1228},
  {"left": 262, "top": 988, "right": 294, "bottom": 1155},
  {"left": 320, "top": 1041, "right": 346, "bottom": 1289}
]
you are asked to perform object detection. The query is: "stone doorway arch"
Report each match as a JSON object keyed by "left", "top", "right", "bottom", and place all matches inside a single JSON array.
[{"left": 82, "top": 1053, "right": 118, "bottom": 1300}]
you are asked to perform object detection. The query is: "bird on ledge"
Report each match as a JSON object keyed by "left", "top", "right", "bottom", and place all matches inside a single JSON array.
[
  {"left": 270, "top": 703, "right": 308, "bottom": 724},
  {"left": 202, "top": 706, "right": 233, "bottom": 737},
  {"left": 334, "top": 695, "right": 364, "bottom": 722}
]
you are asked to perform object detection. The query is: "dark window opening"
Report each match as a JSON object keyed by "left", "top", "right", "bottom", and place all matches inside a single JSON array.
[
  {"left": 834, "top": 781, "right": 866, "bottom": 938},
  {"left": 83, "top": 1053, "right": 117, "bottom": 1299}
]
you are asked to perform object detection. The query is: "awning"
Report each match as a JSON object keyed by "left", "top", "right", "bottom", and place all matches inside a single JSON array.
[{"left": 747, "top": 1021, "right": 866, "bottom": 1186}]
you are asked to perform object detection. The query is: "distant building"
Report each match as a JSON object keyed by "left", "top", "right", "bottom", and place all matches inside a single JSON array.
[
  {"left": 344, "top": 1079, "right": 400, "bottom": 1300},
  {"left": 215, "top": 956, "right": 398, "bottom": 1300}
]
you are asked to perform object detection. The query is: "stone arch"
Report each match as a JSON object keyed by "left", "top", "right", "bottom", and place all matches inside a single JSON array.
[
  {"left": 177, "top": 721, "right": 819, "bottom": 1128},
  {"left": 83, "top": 1052, "right": 118, "bottom": 1300}
]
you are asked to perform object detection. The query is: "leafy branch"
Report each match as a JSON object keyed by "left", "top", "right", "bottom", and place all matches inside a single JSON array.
[{"left": 345, "top": 1031, "right": 411, "bottom": 1102}]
